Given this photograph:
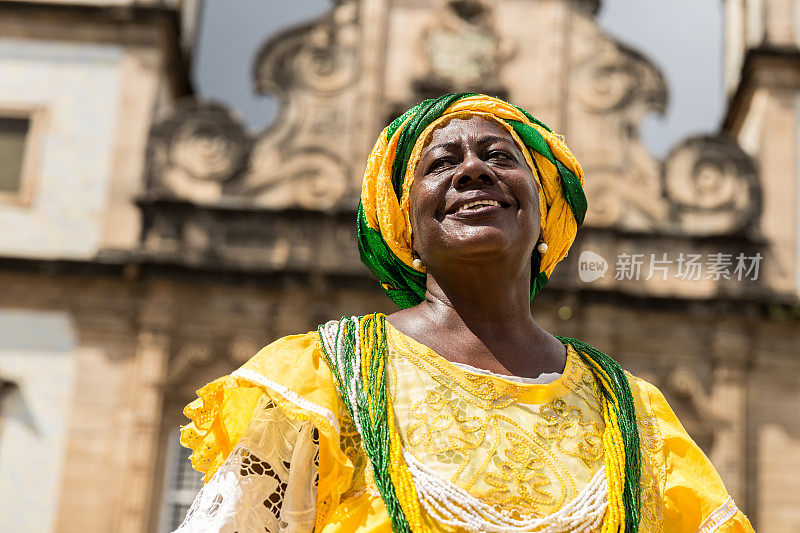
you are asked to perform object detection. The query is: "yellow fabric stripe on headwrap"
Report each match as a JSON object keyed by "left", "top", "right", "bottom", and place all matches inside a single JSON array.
[{"left": 356, "top": 93, "right": 587, "bottom": 310}]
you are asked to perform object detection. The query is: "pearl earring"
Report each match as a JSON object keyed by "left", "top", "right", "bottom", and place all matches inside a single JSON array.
[
  {"left": 412, "top": 258, "right": 424, "bottom": 270},
  {"left": 537, "top": 241, "right": 548, "bottom": 254}
]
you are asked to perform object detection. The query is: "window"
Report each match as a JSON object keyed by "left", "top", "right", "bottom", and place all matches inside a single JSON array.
[
  {"left": 0, "top": 107, "right": 44, "bottom": 205},
  {"left": 0, "top": 117, "right": 30, "bottom": 194},
  {"left": 160, "top": 429, "right": 204, "bottom": 532}
]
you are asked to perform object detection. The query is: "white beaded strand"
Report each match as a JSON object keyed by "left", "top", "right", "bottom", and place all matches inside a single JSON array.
[
  {"left": 320, "top": 318, "right": 364, "bottom": 434},
  {"left": 403, "top": 449, "right": 607, "bottom": 533}
]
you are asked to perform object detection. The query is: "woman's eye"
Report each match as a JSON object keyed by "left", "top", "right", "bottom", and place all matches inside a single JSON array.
[
  {"left": 488, "top": 150, "right": 512, "bottom": 161},
  {"left": 427, "top": 158, "right": 456, "bottom": 172}
]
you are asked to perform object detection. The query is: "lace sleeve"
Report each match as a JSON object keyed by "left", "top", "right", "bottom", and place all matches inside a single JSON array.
[{"left": 174, "top": 395, "right": 320, "bottom": 533}]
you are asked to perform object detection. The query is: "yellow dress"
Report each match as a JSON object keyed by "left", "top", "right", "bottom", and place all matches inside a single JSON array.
[{"left": 175, "top": 323, "right": 754, "bottom": 532}]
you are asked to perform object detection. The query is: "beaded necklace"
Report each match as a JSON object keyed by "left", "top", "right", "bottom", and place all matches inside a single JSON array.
[{"left": 318, "top": 313, "right": 641, "bottom": 532}]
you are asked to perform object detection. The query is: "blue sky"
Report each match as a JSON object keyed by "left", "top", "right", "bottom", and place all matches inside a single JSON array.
[{"left": 193, "top": 0, "right": 724, "bottom": 158}]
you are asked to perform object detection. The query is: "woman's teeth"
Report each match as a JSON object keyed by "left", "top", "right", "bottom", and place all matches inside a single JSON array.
[{"left": 456, "top": 200, "right": 501, "bottom": 212}]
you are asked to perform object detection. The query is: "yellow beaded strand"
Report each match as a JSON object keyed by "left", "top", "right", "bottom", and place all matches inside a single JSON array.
[
  {"left": 358, "top": 316, "right": 427, "bottom": 532},
  {"left": 601, "top": 402, "right": 626, "bottom": 532},
  {"left": 387, "top": 395, "right": 430, "bottom": 533},
  {"left": 360, "top": 316, "right": 372, "bottom": 416},
  {"left": 583, "top": 355, "right": 628, "bottom": 533}
]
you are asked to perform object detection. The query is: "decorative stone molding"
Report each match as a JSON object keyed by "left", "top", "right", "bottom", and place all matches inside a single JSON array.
[
  {"left": 582, "top": 133, "right": 760, "bottom": 235},
  {"left": 144, "top": 1, "right": 359, "bottom": 210},
  {"left": 667, "top": 367, "right": 728, "bottom": 429},
  {"left": 253, "top": 1, "right": 359, "bottom": 97},
  {"left": 138, "top": 199, "right": 366, "bottom": 274},
  {"left": 574, "top": 41, "right": 667, "bottom": 117},
  {"left": 141, "top": 0, "right": 762, "bottom": 240},
  {"left": 662, "top": 366, "right": 728, "bottom": 453},
  {"left": 242, "top": 0, "right": 360, "bottom": 209},
  {"left": 146, "top": 101, "right": 250, "bottom": 204},
  {"left": 413, "top": 0, "right": 513, "bottom": 98},
  {"left": 163, "top": 335, "right": 292, "bottom": 388},
  {"left": 663, "top": 136, "right": 761, "bottom": 236},
  {"left": 165, "top": 341, "right": 214, "bottom": 385},
  {"left": 570, "top": 18, "right": 761, "bottom": 237}
]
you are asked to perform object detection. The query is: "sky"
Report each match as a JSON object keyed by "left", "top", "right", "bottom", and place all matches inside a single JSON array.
[{"left": 193, "top": 0, "right": 724, "bottom": 158}]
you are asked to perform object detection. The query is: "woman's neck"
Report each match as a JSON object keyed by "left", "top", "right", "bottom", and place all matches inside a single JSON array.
[{"left": 387, "top": 258, "right": 567, "bottom": 379}]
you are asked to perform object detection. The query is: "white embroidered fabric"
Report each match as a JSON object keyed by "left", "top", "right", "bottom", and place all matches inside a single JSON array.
[
  {"left": 450, "top": 360, "right": 562, "bottom": 385},
  {"left": 697, "top": 496, "right": 739, "bottom": 533},
  {"left": 174, "top": 398, "right": 319, "bottom": 533}
]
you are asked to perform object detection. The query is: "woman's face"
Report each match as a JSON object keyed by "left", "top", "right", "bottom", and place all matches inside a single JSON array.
[{"left": 409, "top": 115, "right": 541, "bottom": 268}]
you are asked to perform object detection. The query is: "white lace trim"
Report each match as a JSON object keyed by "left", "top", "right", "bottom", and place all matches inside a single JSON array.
[
  {"left": 451, "top": 361, "right": 562, "bottom": 385},
  {"left": 697, "top": 496, "right": 739, "bottom": 533},
  {"left": 174, "top": 401, "right": 319, "bottom": 533},
  {"left": 233, "top": 368, "right": 340, "bottom": 435}
]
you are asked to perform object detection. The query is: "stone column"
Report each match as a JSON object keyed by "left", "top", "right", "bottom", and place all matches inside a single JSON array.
[
  {"left": 709, "top": 322, "right": 751, "bottom": 506},
  {"left": 112, "top": 330, "right": 170, "bottom": 533}
]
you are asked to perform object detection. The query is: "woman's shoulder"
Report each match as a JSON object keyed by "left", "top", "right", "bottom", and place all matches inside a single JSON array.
[
  {"left": 180, "top": 328, "right": 344, "bottom": 481},
  {"left": 233, "top": 329, "right": 343, "bottom": 423},
  {"left": 237, "top": 330, "right": 327, "bottom": 382},
  {"left": 622, "top": 372, "right": 754, "bottom": 532}
]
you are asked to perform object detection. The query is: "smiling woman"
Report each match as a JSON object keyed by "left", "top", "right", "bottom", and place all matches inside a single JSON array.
[{"left": 174, "top": 94, "right": 754, "bottom": 533}]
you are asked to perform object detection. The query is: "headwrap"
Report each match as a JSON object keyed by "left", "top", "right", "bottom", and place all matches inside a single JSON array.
[{"left": 357, "top": 93, "right": 588, "bottom": 308}]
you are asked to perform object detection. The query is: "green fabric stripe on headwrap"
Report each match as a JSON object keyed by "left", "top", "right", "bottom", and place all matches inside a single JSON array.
[
  {"left": 506, "top": 119, "right": 557, "bottom": 164},
  {"left": 554, "top": 159, "right": 587, "bottom": 226},
  {"left": 357, "top": 204, "right": 426, "bottom": 309},
  {"left": 390, "top": 93, "right": 476, "bottom": 200},
  {"left": 508, "top": 119, "right": 587, "bottom": 227}
]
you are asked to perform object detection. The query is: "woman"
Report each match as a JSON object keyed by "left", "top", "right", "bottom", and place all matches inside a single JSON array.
[{"left": 175, "top": 94, "right": 753, "bottom": 532}]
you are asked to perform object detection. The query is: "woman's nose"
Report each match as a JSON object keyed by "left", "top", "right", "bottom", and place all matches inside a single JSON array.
[{"left": 452, "top": 153, "right": 496, "bottom": 189}]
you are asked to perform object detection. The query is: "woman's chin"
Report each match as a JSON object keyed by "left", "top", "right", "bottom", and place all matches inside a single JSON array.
[{"left": 439, "top": 232, "right": 523, "bottom": 260}]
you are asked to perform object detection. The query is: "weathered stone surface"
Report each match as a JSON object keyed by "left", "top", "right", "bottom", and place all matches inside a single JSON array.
[{"left": 1, "top": 1, "right": 799, "bottom": 532}]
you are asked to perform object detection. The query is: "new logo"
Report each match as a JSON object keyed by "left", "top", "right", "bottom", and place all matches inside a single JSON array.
[{"left": 578, "top": 250, "right": 607, "bottom": 282}]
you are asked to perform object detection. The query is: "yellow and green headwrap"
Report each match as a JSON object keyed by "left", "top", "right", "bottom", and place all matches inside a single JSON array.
[{"left": 357, "top": 93, "right": 588, "bottom": 308}]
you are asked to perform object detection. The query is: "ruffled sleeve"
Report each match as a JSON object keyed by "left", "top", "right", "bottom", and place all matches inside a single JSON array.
[
  {"left": 640, "top": 380, "right": 754, "bottom": 532},
  {"left": 176, "top": 395, "right": 320, "bottom": 532},
  {"left": 180, "top": 374, "right": 265, "bottom": 482},
  {"left": 178, "top": 332, "right": 355, "bottom": 530}
]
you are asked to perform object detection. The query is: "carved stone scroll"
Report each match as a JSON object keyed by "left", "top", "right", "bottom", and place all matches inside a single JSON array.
[
  {"left": 146, "top": 101, "right": 251, "bottom": 204},
  {"left": 243, "top": 0, "right": 360, "bottom": 209},
  {"left": 663, "top": 135, "right": 760, "bottom": 236}
]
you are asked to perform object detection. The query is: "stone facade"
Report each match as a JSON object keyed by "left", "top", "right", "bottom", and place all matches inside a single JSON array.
[{"left": 0, "top": 0, "right": 798, "bottom": 531}]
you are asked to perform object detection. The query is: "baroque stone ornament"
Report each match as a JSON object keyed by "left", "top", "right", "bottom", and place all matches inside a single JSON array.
[
  {"left": 663, "top": 136, "right": 760, "bottom": 236},
  {"left": 241, "top": 0, "right": 360, "bottom": 210},
  {"left": 141, "top": 0, "right": 762, "bottom": 237},
  {"left": 146, "top": 100, "right": 250, "bottom": 204},
  {"left": 574, "top": 42, "right": 667, "bottom": 116},
  {"left": 584, "top": 134, "right": 760, "bottom": 236},
  {"left": 410, "top": 0, "right": 513, "bottom": 101},
  {"left": 421, "top": 0, "right": 511, "bottom": 89},
  {"left": 568, "top": 18, "right": 760, "bottom": 236}
]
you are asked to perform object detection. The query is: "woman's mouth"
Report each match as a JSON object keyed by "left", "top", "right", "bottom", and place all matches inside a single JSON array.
[
  {"left": 456, "top": 199, "right": 502, "bottom": 212},
  {"left": 448, "top": 199, "right": 508, "bottom": 219}
]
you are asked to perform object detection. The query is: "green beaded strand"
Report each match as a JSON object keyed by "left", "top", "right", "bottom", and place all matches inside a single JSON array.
[
  {"left": 557, "top": 336, "right": 642, "bottom": 532},
  {"left": 318, "top": 315, "right": 411, "bottom": 533}
]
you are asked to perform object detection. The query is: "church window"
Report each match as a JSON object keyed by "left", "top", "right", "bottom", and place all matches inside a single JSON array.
[{"left": 0, "top": 108, "right": 43, "bottom": 205}]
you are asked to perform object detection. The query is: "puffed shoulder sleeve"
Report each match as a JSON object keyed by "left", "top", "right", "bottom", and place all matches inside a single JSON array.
[
  {"left": 641, "top": 380, "right": 754, "bottom": 532},
  {"left": 177, "top": 332, "right": 354, "bottom": 532}
]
